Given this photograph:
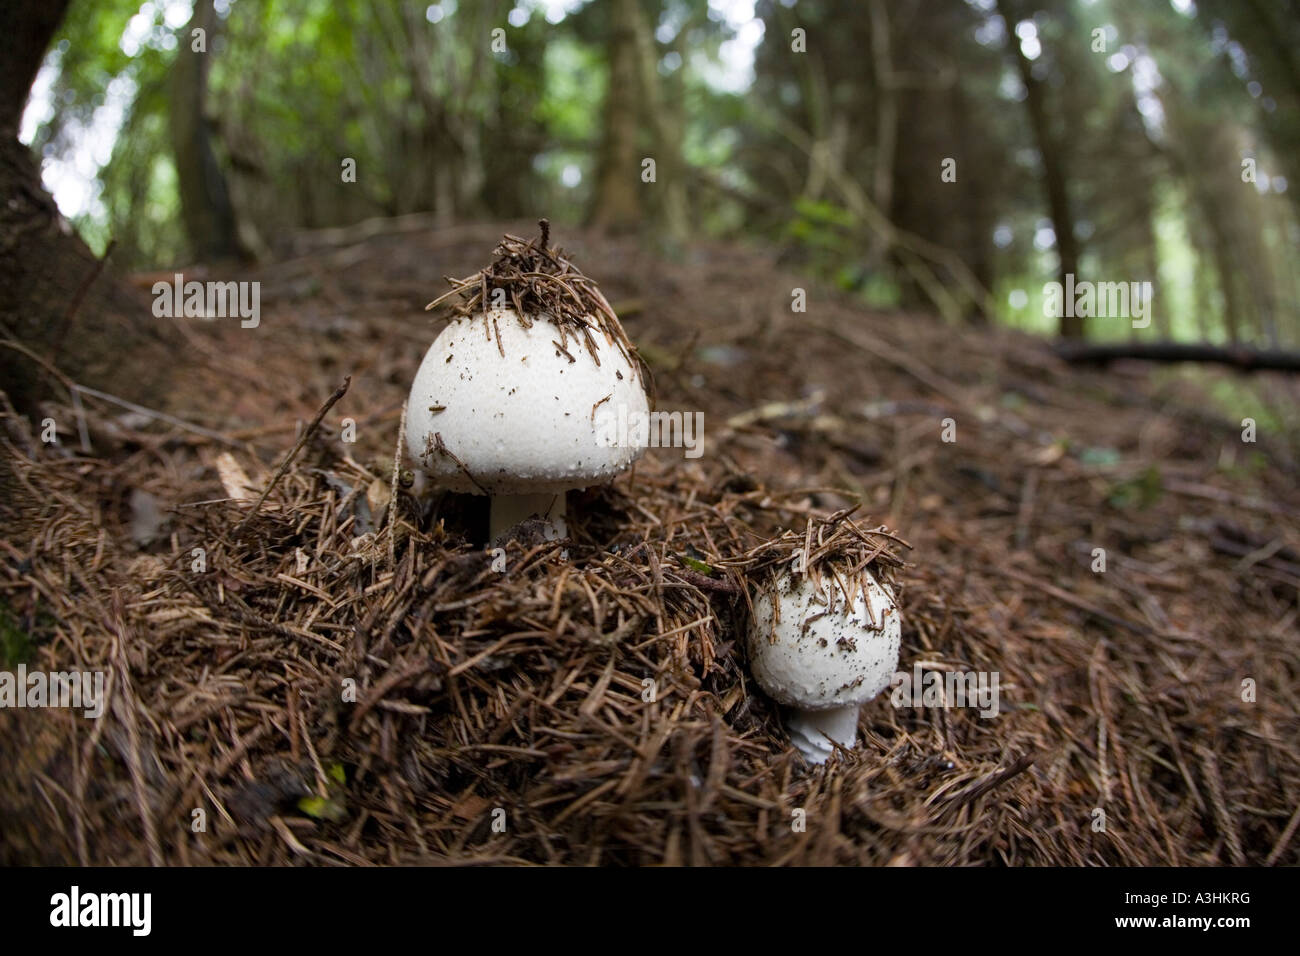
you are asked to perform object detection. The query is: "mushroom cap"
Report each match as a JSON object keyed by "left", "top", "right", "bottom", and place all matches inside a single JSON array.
[
  {"left": 405, "top": 309, "right": 650, "bottom": 495},
  {"left": 747, "top": 569, "right": 901, "bottom": 711}
]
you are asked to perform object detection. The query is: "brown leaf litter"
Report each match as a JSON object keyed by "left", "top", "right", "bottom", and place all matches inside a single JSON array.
[{"left": 1, "top": 221, "right": 1298, "bottom": 866}]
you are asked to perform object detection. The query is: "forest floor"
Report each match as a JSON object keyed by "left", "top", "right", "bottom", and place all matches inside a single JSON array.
[{"left": 2, "top": 220, "right": 1298, "bottom": 865}]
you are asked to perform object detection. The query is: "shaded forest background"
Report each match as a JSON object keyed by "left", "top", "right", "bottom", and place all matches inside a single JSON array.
[{"left": 19, "top": 0, "right": 1300, "bottom": 346}]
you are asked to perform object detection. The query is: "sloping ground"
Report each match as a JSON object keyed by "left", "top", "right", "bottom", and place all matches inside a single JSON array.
[{"left": 2, "top": 221, "right": 1297, "bottom": 865}]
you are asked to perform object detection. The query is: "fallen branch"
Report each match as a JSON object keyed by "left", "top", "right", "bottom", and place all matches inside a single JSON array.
[
  {"left": 1054, "top": 341, "right": 1300, "bottom": 373},
  {"left": 946, "top": 752, "right": 1035, "bottom": 809}
]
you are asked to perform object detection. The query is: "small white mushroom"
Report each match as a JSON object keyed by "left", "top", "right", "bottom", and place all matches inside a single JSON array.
[
  {"left": 405, "top": 307, "right": 650, "bottom": 540},
  {"left": 747, "top": 568, "right": 900, "bottom": 764}
]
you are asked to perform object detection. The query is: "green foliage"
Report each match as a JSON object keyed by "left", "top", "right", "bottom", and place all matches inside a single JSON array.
[
  {"left": 0, "top": 604, "right": 34, "bottom": 668},
  {"left": 22, "top": 0, "right": 1300, "bottom": 346},
  {"left": 1078, "top": 445, "right": 1122, "bottom": 468},
  {"left": 1107, "top": 466, "right": 1164, "bottom": 510},
  {"left": 297, "top": 762, "right": 349, "bottom": 822},
  {"left": 1195, "top": 373, "right": 1293, "bottom": 443},
  {"left": 679, "top": 555, "right": 713, "bottom": 575},
  {"left": 784, "top": 199, "right": 900, "bottom": 301}
]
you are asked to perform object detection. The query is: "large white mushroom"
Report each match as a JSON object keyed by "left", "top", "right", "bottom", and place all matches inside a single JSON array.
[
  {"left": 405, "top": 306, "right": 650, "bottom": 541},
  {"left": 747, "top": 567, "right": 900, "bottom": 764}
]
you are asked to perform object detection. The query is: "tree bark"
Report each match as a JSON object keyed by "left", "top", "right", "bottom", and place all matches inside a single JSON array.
[
  {"left": 171, "top": 0, "right": 241, "bottom": 261},
  {"left": 629, "top": 0, "right": 688, "bottom": 243},
  {"left": 0, "top": 0, "right": 182, "bottom": 419},
  {"left": 997, "top": 0, "right": 1083, "bottom": 338},
  {"left": 589, "top": 0, "right": 643, "bottom": 232},
  {"left": 866, "top": 0, "right": 897, "bottom": 270},
  {"left": 0, "top": 0, "right": 71, "bottom": 131}
]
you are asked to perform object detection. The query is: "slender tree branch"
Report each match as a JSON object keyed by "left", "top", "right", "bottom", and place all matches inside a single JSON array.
[{"left": 1054, "top": 341, "right": 1300, "bottom": 373}]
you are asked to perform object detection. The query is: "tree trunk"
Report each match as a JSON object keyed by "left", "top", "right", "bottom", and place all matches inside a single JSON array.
[
  {"left": 1200, "top": 193, "right": 1242, "bottom": 345},
  {"left": 629, "top": 0, "right": 688, "bottom": 243},
  {"left": 1, "top": 0, "right": 182, "bottom": 419},
  {"left": 589, "top": 0, "right": 643, "bottom": 232},
  {"left": 997, "top": 0, "right": 1083, "bottom": 338},
  {"left": 170, "top": 0, "right": 241, "bottom": 261},
  {"left": 951, "top": 75, "right": 993, "bottom": 324},
  {"left": 0, "top": 0, "right": 69, "bottom": 130},
  {"left": 866, "top": 0, "right": 897, "bottom": 270}
]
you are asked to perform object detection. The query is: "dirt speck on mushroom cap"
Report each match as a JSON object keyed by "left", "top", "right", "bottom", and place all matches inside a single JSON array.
[
  {"left": 748, "top": 570, "right": 901, "bottom": 710},
  {"left": 406, "top": 310, "right": 650, "bottom": 495}
]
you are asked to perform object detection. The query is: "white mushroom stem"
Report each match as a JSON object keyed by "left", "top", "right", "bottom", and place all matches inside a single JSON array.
[
  {"left": 489, "top": 492, "right": 567, "bottom": 541},
  {"left": 786, "top": 706, "right": 859, "bottom": 765}
]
